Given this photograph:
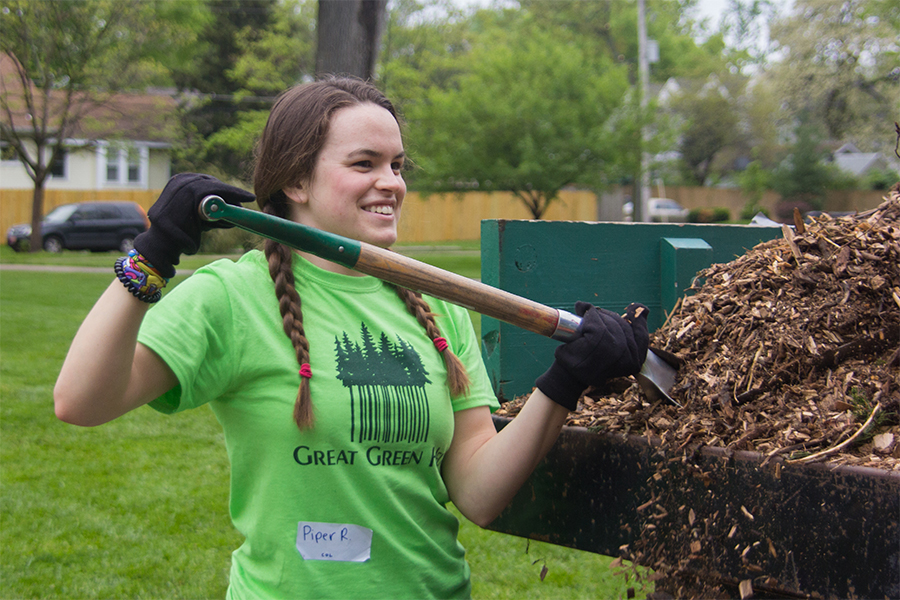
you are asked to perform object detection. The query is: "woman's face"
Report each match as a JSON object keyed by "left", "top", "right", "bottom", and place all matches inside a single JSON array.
[{"left": 285, "top": 102, "right": 406, "bottom": 253}]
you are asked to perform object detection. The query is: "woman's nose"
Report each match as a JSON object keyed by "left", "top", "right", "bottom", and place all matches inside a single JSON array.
[{"left": 375, "top": 166, "right": 404, "bottom": 192}]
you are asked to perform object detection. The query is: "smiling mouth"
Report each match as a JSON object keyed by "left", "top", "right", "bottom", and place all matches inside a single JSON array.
[{"left": 364, "top": 205, "right": 394, "bottom": 216}]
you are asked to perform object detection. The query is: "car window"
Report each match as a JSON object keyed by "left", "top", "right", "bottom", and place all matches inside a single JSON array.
[
  {"left": 74, "top": 207, "right": 103, "bottom": 220},
  {"left": 98, "top": 205, "right": 122, "bottom": 219},
  {"left": 44, "top": 205, "right": 79, "bottom": 223}
]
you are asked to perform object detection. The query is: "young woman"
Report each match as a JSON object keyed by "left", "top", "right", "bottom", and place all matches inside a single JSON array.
[{"left": 55, "top": 77, "right": 648, "bottom": 599}]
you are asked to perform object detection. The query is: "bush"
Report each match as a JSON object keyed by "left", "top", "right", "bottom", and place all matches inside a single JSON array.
[
  {"left": 688, "top": 207, "right": 730, "bottom": 223},
  {"left": 864, "top": 167, "right": 900, "bottom": 191},
  {"left": 740, "top": 202, "right": 769, "bottom": 221}
]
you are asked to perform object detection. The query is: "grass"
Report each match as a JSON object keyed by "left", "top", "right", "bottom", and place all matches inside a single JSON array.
[{"left": 1, "top": 246, "right": 643, "bottom": 599}]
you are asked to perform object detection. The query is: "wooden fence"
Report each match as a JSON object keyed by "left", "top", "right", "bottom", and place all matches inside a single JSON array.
[
  {"left": 0, "top": 188, "right": 598, "bottom": 243},
  {"left": 0, "top": 186, "right": 891, "bottom": 244},
  {"left": 661, "top": 185, "right": 888, "bottom": 219}
]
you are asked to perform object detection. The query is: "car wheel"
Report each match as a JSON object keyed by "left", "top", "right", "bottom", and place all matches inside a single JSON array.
[
  {"left": 43, "top": 236, "right": 64, "bottom": 253},
  {"left": 119, "top": 237, "right": 135, "bottom": 253}
]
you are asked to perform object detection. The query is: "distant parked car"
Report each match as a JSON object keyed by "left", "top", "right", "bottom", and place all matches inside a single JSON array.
[
  {"left": 622, "top": 198, "right": 690, "bottom": 222},
  {"left": 6, "top": 201, "right": 149, "bottom": 253}
]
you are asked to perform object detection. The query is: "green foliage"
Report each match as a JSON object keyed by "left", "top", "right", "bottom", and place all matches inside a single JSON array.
[
  {"left": 201, "top": 109, "right": 270, "bottom": 178},
  {"left": 770, "top": 116, "right": 831, "bottom": 210},
  {"left": 227, "top": 0, "right": 317, "bottom": 96},
  {"left": 169, "top": 0, "right": 318, "bottom": 175},
  {"left": 863, "top": 167, "right": 900, "bottom": 191},
  {"left": 401, "top": 10, "right": 629, "bottom": 218},
  {"left": 737, "top": 159, "right": 771, "bottom": 218},
  {"left": 671, "top": 86, "right": 742, "bottom": 185},
  {"left": 0, "top": 0, "right": 207, "bottom": 93},
  {"left": 519, "top": 0, "right": 729, "bottom": 82},
  {"left": 766, "top": 0, "right": 900, "bottom": 157}
]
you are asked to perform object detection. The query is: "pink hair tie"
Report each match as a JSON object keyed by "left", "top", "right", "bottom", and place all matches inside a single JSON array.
[
  {"left": 299, "top": 363, "right": 313, "bottom": 378},
  {"left": 433, "top": 337, "right": 449, "bottom": 353}
]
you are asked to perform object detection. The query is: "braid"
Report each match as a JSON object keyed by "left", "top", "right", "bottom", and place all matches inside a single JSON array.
[
  {"left": 392, "top": 286, "right": 470, "bottom": 396},
  {"left": 262, "top": 205, "right": 314, "bottom": 429}
]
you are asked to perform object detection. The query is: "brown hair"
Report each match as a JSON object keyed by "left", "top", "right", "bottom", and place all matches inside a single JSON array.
[{"left": 253, "top": 77, "right": 469, "bottom": 429}]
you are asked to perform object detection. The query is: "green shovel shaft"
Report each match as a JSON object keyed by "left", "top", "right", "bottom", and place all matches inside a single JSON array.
[{"left": 199, "top": 196, "right": 361, "bottom": 270}]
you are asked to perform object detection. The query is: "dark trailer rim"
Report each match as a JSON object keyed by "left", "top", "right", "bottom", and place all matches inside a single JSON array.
[{"left": 489, "top": 415, "right": 900, "bottom": 599}]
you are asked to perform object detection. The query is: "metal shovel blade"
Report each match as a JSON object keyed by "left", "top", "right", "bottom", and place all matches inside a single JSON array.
[{"left": 637, "top": 350, "right": 682, "bottom": 408}]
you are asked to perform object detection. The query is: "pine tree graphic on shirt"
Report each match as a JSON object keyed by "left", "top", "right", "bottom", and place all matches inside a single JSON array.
[{"left": 334, "top": 323, "right": 433, "bottom": 444}]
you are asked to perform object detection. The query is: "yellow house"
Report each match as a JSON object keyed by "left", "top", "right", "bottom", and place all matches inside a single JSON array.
[{"left": 1, "top": 53, "right": 176, "bottom": 231}]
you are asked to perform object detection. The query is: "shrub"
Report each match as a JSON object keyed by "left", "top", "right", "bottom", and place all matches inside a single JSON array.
[
  {"left": 740, "top": 202, "right": 769, "bottom": 221},
  {"left": 688, "top": 207, "right": 730, "bottom": 223},
  {"left": 864, "top": 167, "right": 900, "bottom": 191}
]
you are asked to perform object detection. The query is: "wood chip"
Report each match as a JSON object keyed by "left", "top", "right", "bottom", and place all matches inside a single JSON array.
[{"left": 496, "top": 193, "right": 900, "bottom": 472}]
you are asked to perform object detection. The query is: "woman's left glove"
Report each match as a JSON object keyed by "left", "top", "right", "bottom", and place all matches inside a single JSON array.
[{"left": 535, "top": 302, "right": 650, "bottom": 411}]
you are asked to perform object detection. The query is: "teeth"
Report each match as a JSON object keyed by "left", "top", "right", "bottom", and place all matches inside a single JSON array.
[{"left": 365, "top": 205, "right": 394, "bottom": 215}]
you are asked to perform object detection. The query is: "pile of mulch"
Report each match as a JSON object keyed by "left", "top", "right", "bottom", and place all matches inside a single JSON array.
[{"left": 498, "top": 192, "right": 900, "bottom": 471}]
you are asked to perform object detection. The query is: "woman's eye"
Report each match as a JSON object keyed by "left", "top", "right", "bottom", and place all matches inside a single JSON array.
[
  {"left": 354, "top": 160, "right": 373, "bottom": 169},
  {"left": 391, "top": 162, "right": 403, "bottom": 172}
]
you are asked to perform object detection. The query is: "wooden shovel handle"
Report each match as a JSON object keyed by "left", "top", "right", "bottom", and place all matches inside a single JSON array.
[
  {"left": 199, "top": 196, "right": 580, "bottom": 341},
  {"left": 355, "top": 243, "right": 573, "bottom": 339}
]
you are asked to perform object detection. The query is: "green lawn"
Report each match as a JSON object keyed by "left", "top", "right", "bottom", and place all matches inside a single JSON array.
[{"left": 1, "top": 247, "right": 645, "bottom": 599}]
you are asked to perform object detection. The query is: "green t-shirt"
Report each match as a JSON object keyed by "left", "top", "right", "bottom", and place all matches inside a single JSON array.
[{"left": 137, "top": 251, "right": 499, "bottom": 600}]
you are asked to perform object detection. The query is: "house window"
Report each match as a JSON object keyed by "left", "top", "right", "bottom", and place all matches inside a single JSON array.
[
  {"left": 127, "top": 148, "right": 140, "bottom": 183},
  {"left": 106, "top": 151, "right": 119, "bottom": 182},
  {"left": 103, "top": 145, "right": 147, "bottom": 186},
  {"left": 49, "top": 149, "right": 67, "bottom": 178}
]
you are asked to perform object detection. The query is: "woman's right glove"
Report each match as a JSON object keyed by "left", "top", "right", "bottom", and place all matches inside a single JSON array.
[
  {"left": 535, "top": 302, "right": 650, "bottom": 411},
  {"left": 133, "top": 173, "right": 256, "bottom": 278}
]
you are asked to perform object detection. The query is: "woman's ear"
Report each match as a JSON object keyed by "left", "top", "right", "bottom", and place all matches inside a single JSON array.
[{"left": 283, "top": 185, "right": 308, "bottom": 205}]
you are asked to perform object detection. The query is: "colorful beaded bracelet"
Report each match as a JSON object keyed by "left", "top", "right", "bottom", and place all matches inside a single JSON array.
[{"left": 114, "top": 250, "right": 168, "bottom": 303}]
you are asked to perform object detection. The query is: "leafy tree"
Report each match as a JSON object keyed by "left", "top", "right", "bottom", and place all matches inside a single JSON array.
[
  {"left": 379, "top": 0, "right": 474, "bottom": 108},
  {"left": 739, "top": 77, "right": 788, "bottom": 169},
  {"left": 201, "top": 0, "right": 317, "bottom": 177},
  {"left": 518, "top": 0, "right": 731, "bottom": 84},
  {"left": 514, "top": 0, "right": 732, "bottom": 197},
  {"left": 670, "top": 83, "right": 742, "bottom": 184},
  {"left": 770, "top": 114, "right": 832, "bottom": 214},
  {"left": 0, "top": 0, "right": 204, "bottom": 251},
  {"left": 711, "top": 0, "right": 779, "bottom": 74},
  {"left": 737, "top": 158, "right": 771, "bottom": 218},
  {"left": 170, "top": 0, "right": 281, "bottom": 175},
  {"left": 766, "top": 0, "right": 900, "bottom": 155},
  {"left": 403, "top": 10, "right": 629, "bottom": 218}
]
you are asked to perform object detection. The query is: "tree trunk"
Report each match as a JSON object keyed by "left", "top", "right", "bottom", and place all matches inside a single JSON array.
[
  {"left": 29, "top": 180, "right": 46, "bottom": 253},
  {"left": 315, "top": 0, "right": 387, "bottom": 80}
]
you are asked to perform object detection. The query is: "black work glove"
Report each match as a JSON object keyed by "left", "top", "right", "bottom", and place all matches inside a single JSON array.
[
  {"left": 133, "top": 173, "right": 256, "bottom": 278},
  {"left": 535, "top": 302, "right": 650, "bottom": 411}
]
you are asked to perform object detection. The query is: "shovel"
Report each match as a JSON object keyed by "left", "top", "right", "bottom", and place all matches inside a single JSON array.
[{"left": 198, "top": 196, "right": 680, "bottom": 406}]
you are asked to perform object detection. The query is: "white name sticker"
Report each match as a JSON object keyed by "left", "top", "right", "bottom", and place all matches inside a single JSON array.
[{"left": 296, "top": 521, "right": 373, "bottom": 562}]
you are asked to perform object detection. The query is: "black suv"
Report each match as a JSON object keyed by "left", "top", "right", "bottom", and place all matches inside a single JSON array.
[{"left": 7, "top": 202, "right": 150, "bottom": 253}]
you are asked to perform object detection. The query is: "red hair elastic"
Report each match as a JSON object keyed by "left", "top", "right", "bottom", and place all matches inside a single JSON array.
[
  {"left": 299, "top": 363, "right": 313, "bottom": 378},
  {"left": 433, "top": 337, "right": 449, "bottom": 353}
]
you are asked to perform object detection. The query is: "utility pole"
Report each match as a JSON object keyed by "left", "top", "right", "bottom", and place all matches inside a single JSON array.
[{"left": 636, "top": 0, "right": 651, "bottom": 223}]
